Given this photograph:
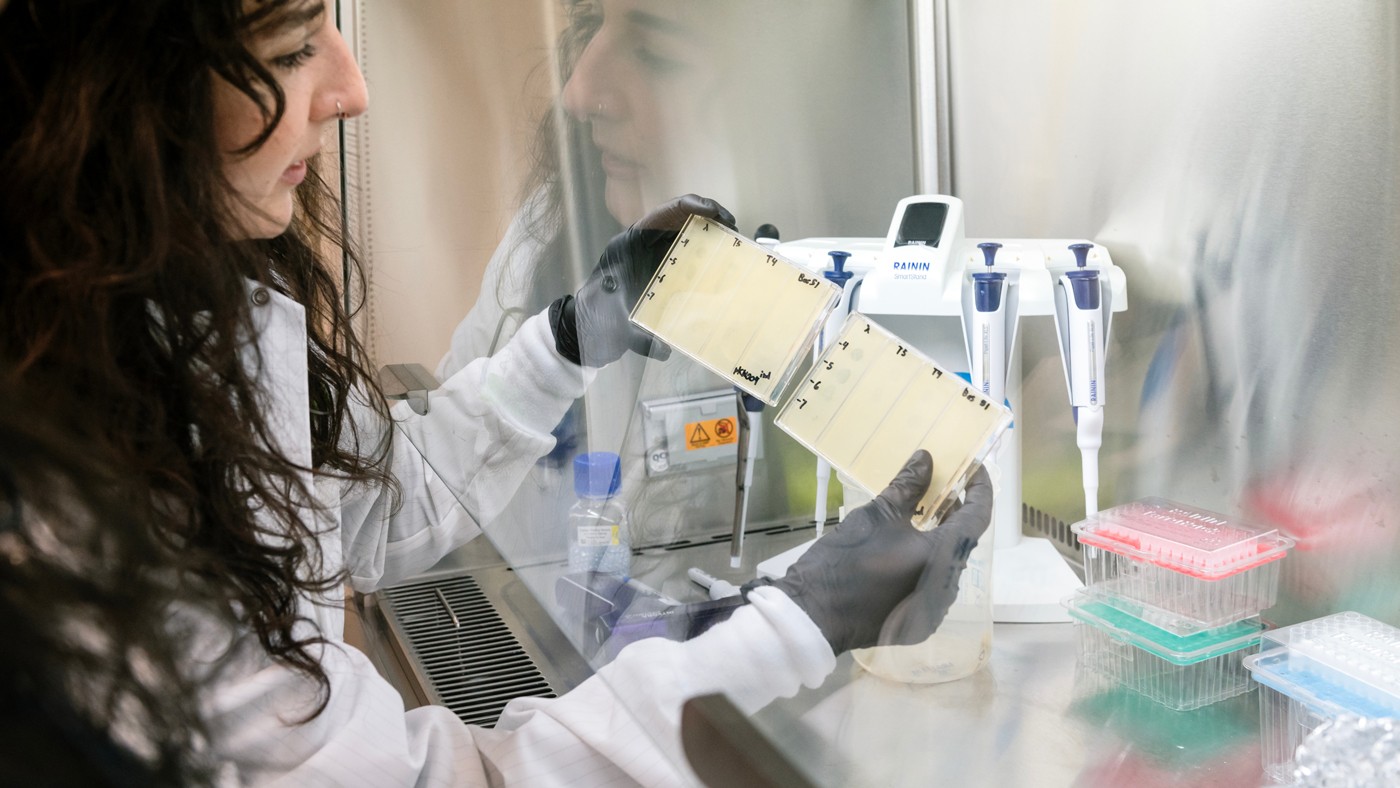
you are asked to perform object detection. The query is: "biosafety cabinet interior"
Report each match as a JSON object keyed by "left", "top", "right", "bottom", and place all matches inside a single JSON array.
[{"left": 341, "top": 0, "right": 1400, "bottom": 783}]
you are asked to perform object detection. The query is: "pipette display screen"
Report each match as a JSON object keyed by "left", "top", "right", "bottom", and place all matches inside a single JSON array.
[{"left": 895, "top": 202, "right": 949, "bottom": 247}]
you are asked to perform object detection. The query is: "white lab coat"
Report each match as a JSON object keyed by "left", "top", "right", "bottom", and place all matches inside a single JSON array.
[{"left": 203, "top": 283, "right": 837, "bottom": 787}]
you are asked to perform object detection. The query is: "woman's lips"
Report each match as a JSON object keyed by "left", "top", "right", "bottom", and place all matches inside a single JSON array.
[
  {"left": 600, "top": 151, "right": 641, "bottom": 179},
  {"left": 281, "top": 160, "right": 308, "bottom": 186}
]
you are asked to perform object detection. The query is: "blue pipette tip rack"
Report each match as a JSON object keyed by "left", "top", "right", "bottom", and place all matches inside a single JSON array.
[{"left": 1244, "top": 612, "right": 1400, "bottom": 777}]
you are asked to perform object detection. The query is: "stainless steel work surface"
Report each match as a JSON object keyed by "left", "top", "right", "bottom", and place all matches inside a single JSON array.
[
  {"left": 628, "top": 527, "right": 1264, "bottom": 786},
  {"left": 749, "top": 622, "right": 1263, "bottom": 787},
  {"left": 501, "top": 529, "right": 1265, "bottom": 786}
]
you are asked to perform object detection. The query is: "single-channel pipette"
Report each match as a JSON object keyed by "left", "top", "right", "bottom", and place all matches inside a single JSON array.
[
  {"left": 1053, "top": 242, "right": 1108, "bottom": 515},
  {"left": 730, "top": 390, "right": 763, "bottom": 568}
]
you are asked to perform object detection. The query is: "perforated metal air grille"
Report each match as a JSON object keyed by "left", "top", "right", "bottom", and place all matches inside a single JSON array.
[
  {"left": 379, "top": 575, "right": 556, "bottom": 728},
  {"left": 1023, "top": 503, "right": 1082, "bottom": 555}
]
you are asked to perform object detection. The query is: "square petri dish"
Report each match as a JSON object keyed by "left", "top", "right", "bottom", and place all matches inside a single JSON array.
[
  {"left": 1243, "top": 612, "right": 1400, "bottom": 783},
  {"left": 629, "top": 215, "right": 840, "bottom": 405},
  {"left": 1066, "top": 592, "right": 1265, "bottom": 711},
  {"left": 774, "top": 312, "right": 1013, "bottom": 528},
  {"left": 1073, "top": 498, "right": 1295, "bottom": 635}
]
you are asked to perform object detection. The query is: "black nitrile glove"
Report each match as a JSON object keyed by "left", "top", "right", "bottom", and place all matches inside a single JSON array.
[
  {"left": 743, "top": 452, "right": 994, "bottom": 655},
  {"left": 549, "top": 194, "right": 736, "bottom": 368}
]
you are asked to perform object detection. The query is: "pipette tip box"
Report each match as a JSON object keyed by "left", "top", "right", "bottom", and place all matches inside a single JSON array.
[
  {"left": 1242, "top": 611, "right": 1400, "bottom": 783},
  {"left": 1066, "top": 592, "right": 1265, "bottom": 711},
  {"left": 1072, "top": 498, "right": 1295, "bottom": 635}
]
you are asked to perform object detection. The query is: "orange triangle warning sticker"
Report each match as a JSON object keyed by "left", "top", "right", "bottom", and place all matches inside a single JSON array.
[{"left": 688, "top": 423, "right": 712, "bottom": 449}]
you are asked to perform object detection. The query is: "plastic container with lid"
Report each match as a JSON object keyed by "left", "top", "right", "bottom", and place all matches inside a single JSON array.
[
  {"left": 1243, "top": 612, "right": 1400, "bottom": 783},
  {"left": 1066, "top": 592, "right": 1265, "bottom": 711},
  {"left": 568, "top": 452, "right": 631, "bottom": 576},
  {"left": 1072, "top": 498, "right": 1295, "bottom": 635}
]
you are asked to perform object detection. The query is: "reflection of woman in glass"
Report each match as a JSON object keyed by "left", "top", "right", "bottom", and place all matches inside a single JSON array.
[
  {"left": 436, "top": 2, "right": 756, "bottom": 555},
  {"left": 440, "top": 0, "right": 911, "bottom": 372},
  {"left": 437, "top": 2, "right": 913, "bottom": 553},
  {"left": 441, "top": 1, "right": 720, "bottom": 370}
]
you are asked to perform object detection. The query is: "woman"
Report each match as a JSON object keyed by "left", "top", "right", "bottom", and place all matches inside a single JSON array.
[{"left": 1, "top": 1, "right": 991, "bottom": 784}]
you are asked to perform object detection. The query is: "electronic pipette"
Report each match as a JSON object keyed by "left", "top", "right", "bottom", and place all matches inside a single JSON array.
[{"left": 1052, "top": 242, "right": 1111, "bottom": 515}]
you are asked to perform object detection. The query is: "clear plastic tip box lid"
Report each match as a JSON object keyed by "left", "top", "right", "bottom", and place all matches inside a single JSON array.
[
  {"left": 1071, "top": 498, "right": 1295, "bottom": 580},
  {"left": 1245, "top": 611, "right": 1400, "bottom": 718}
]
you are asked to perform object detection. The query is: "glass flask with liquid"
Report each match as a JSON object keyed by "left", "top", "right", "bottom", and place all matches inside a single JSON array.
[{"left": 845, "top": 469, "right": 996, "bottom": 684}]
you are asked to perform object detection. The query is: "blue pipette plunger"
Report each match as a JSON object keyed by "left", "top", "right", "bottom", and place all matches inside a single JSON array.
[
  {"left": 979, "top": 241, "right": 1002, "bottom": 268},
  {"left": 824, "top": 250, "right": 853, "bottom": 288},
  {"left": 1069, "top": 242, "right": 1093, "bottom": 268},
  {"left": 1065, "top": 242, "right": 1100, "bottom": 310},
  {"left": 973, "top": 242, "right": 1006, "bottom": 312}
]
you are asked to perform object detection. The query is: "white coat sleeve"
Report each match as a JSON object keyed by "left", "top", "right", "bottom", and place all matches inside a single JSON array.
[
  {"left": 338, "top": 312, "right": 593, "bottom": 592},
  {"left": 213, "top": 587, "right": 834, "bottom": 787},
  {"left": 472, "top": 587, "right": 837, "bottom": 786}
]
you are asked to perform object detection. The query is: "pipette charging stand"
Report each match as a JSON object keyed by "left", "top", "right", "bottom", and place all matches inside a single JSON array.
[
  {"left": 776, "top": 195, "right": 1127, "bottom": 623},
  {"left": 982, "top": 360, "right": 1085, "bottom": 623}
]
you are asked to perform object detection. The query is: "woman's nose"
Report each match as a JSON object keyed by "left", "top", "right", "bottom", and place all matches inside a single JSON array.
[
  {"left": 323, "top": 25, "right": 369, "bottom": 121},
  {"left": 561, "top": 34, "right": 617, "bottom": 123}
]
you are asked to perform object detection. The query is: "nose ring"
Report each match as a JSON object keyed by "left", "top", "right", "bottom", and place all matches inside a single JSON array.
[
  {"left": 336, "top": 100, "right": 347, "bottom": 120},
  {"left": 595, "top": 101, "right": 605, "bottom": 115}
]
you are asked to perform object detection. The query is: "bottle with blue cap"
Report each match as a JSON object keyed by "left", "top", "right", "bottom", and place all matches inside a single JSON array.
[{"left": 568, "top": 452, "right": 632, "bottom": 575}]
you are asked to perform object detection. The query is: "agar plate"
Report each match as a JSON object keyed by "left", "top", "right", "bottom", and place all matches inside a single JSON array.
[
  {"left": 775, "top": 313, "right": 1013, "bottom": 527},
  {"left": 629, "top": 215, "right": 841, "bottom": 404}
]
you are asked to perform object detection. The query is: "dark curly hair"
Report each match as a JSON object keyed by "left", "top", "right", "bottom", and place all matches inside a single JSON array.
[
  {"left": 0, "top": 372, "right": 226, "bottom": 787},
  {"left": 0, "top": 0, "right": 394, "bottom": 719}
]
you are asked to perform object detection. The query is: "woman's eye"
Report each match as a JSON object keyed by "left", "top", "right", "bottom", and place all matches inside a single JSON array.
[
  {"left": 566, "top": 0, "right": 603, "bottom": 44},
  {"left": 271, "top": 43, "right": 318, "bottom": 70},
  {"left": 633, "top": 45, "right": 684, "bottom": 76}
]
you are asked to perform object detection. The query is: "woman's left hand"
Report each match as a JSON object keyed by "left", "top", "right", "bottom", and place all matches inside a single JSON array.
[{"left": 549, "top": 194, "right": 736, "bottom": 368}]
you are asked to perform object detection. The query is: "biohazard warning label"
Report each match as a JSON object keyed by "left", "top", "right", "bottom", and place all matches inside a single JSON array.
[{"left": 685, "top": 418, "right": 738, "bottom": 451}]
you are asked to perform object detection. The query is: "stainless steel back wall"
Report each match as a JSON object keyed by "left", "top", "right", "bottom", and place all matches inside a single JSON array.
[{"left": 946, "top": 0, "right": 1400, "bottom": 626}]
